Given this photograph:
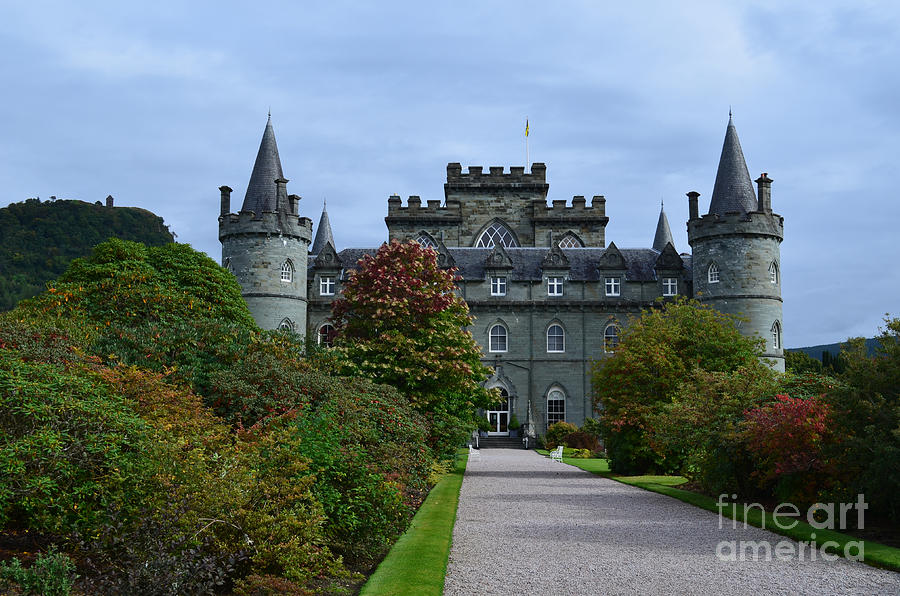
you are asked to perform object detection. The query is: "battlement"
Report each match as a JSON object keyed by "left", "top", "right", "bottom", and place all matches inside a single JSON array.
[
  {"left": 688, "top": 209, "right": 784, "bottom": 244},
  {"left": 531, "top": 195, "right": 608, "bottom": 223},
  {"left": 386, "top": 194, "right": 463, "bottom": 220},
  {"left": 219, "top": 209, "right": 313, "bottom": 242},
  {"left": 446, "top": 162, "right": 546, "bottom": 184}
]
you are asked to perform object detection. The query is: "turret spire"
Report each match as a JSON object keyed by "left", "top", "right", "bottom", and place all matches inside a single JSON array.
[
  {"left": 311, "top": 200, "right": 335, "bottom": 254},
  {"left": 652, "top": 202, "right": 674, "bottom": 252},
  {"left": 708, "top": 114, "right": 757, "bottom": 216},
  {"left": 241, "top": 115, "right": 285, "bottom": 214}
]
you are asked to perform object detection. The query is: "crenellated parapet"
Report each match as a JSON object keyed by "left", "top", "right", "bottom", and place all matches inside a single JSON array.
[
  {"left": 219, "top": 210, "right": 313, "bottom": 243},
  {"left": 531, "top": 195, "right": 608, "bottom": 223},
  {"left": 687, "top": 210, "right": 783, "bottom": 245},
  {"left": 386, "top": 195, "right": 462, "bottom": 220},
  {"left": 444, "top": 163, "right": 549, "bottom": 202}
]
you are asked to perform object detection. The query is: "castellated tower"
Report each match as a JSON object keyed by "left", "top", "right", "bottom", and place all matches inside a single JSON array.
[
  {"left": 687, "top": 116, "right": 785, "bottom": 371},
  {"left": 218, "top": 116, "right": 312, "bottom": 333}
]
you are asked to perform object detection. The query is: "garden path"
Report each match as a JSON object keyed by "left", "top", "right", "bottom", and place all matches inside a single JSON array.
[{"left": 443, "top": 449, "right": 899, "bottom": 595}]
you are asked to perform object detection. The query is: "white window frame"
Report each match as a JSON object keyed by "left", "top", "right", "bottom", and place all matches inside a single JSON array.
[
  {"left": 547, "top": 276, "right": 564, "bottom": 297},
  {"left": 318, "top": 323, "right": 335, "bottom": 347},
  {"left": 604, "top": 277, "right": 620, "bottom": 297},
  {"left": 771, "top": 321, "right": 781, "bottom": 350},
  {"left": 547, "top": 324, "right": 565, "bottom": 353},
  {"left": 708, "top": 263, "right": 720, "bottom": 284},
  {"left": 320, "top": 275, "right": 336, "bottom": 296},
  {"left": 547, "top": 389, "right": 566, "bottom": 426},
  {"left": 489, "top": 324, "right": 508, "bottom": 353},
  {"left": 278, "top": 318, "right": 295, "bottom": 332},
  {"left": 604, "top": 324, "right": 619, "bottom": 353},
  {"left": 475, "top": 221, "right": 518, "bottom": 248},
  {"left": 663, "top": 277, "right": 678, "bottom": 296},
  {"left": 280, "top": 260, "right": 294, "bottom": 283},
  {"left": 490, "top": 276, "right": 507, "bottom": 296},
  {"left": 769, "top": 261, "right": 778, "bottom": 284}
]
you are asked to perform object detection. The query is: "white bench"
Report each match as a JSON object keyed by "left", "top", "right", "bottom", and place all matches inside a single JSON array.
[
  {"left": 549, "top": 445, "right": 564, "bottom": 462},
  {"left": 468, "top": 445, "right": 481, "bottom": 462}
]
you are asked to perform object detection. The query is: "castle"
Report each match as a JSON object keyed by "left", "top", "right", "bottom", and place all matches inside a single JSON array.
[{"left": 218, "top": 115, "right": 784, "bottom": 436}]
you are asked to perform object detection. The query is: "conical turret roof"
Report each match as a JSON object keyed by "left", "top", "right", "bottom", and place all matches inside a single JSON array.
[
  {"left": 311, "top": 202, "right": 335, "bottom": 254},
  {"left": 652, "top": 202, "right": 674, "bottom": 252},
  {"left": 708, "top": 115, "right": 757, "bottom": 216},
  {"left": 240, "top": 114, "right": 285, "bottom": 213}
]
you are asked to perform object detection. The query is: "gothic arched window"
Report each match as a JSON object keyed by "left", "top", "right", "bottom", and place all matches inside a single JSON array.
[
  {"left": 280, "top": 259, "right": 294, "bottom": 283},
  {"left": 771, "top": 321, "right": 781, "bottom": 350},
  {"left": 416, "top": 233, "right": 437, "bottom": 249},
  {"left": 557, "top": 233, "right": 583, "bottom": 248},
  {"left": 708, "top": 262, "right": 720, "bottom": 284},
  {"left": 476, "top": 221, "right": 518, "bottom": 248},
  {"left": 278, "top": 318, "right": 295, "bottom": 332},
  {"left": 547, "top": 324, "right": 565, "bottom": 353},
  {"left": 769, "top": 261, "right": 779, "bottom": 284}
]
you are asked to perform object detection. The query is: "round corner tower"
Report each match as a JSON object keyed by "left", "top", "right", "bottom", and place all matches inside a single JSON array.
[
  {"left": 687, "top": 116, "right": 785, "bottom": 372},
  {"left": 218, "top": 116, "right": 312, "bottom": 334}
]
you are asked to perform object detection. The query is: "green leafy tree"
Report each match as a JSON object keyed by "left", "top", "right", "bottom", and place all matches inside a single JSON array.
[
  {"left": 785, "top": 350, "right": 824, "bottom": 374},
  {"left": 330, "top": 240, "right": 494, "bottom": 457},
  {"left": 592, "top": 297, "right": 765, "bottom": 474}
]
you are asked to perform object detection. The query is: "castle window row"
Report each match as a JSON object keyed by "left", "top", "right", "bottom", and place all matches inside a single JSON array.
[
  {"left": 487, "top": 322, "right": 620, "bottom": 354},
  {"left": 706, "top": 261, "right": 779, "bottom": 285}
]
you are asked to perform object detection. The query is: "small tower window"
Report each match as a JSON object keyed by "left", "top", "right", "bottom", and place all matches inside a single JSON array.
[
  {"left": 708, "top": 263, "right": 720, "bottom": 284},
  {"left": 318, "top": 323, "right": 335, "bottom": 348},
  {"left": 771, "top": 321, "right": 781, "bottom": 350},
  {"left": 604, "top": 324, "right": 620, "bottom": 353},
  {"left": 604, "top": 277, "right": 620, "bottom": 297},
  {"left": 547, "top": 388, "right": 566, "bottom": 426},
  {"left": 769, "top": 261, "right": 778, "bottom": 284},
  {"left": 547, "top": 324, "right": 565, "bottom": 353},
  {"left": 280, "top": 260, "right": 294, "bottom": 283},
  {"left": 489, "top": 324, "right": 508, "bottom": 353},
  {"left": 476, "top": 221, "right": 518, "bottom": 248},
  {"left": 663, "top": 277, "right": 678, "bottom": 296}
]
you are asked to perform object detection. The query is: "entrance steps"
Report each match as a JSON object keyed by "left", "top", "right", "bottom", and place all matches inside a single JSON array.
[{"left": 477, "top": 436, "right": 525, "bottom": 449}]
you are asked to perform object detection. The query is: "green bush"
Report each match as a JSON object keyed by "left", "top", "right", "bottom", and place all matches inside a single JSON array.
[
  {"left": 0, "top": 546, "right": 76, "bottom": 596},
  {"left": 569, "top": 448, "right": 592, "bottom": 459},
  {"left": 544, "top": 421, "right": 578, "bottom": 449}
]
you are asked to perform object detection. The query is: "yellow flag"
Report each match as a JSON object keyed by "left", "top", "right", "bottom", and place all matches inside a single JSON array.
[{"left": 525, "top": 119, "right": 529, "bottom": 137}]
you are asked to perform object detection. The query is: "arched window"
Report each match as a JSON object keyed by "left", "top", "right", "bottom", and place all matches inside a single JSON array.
[
  {"left": 475, "top": 221, "right": 518, "bottom": 248},
  {"left": 604, "top": 324, "right": 619, "bottom": 353},
  {"left": 547, "top": 324, "right": 565, "bottom": 353},
  {"left": 547, "top": 388, "right": 566, "bottom": 426},
  {"left": 769, "top": 261, "right": 778, "bottom": 284},
  {"left": 280, "top": 259, "right": 294, "bottom": 283},
  {"left": 416, "top": 233, "right": 437, "bottom": 249},
  {"left": 223, "top": 257, "right": 233, "bottom": 273},
  {"left": 557, "top": 233, "right": 583, "bottom": 248},
  {"left": 708, "top": 262, "right": 720, "bottom": 284},
  {"left": 489, "top": 324, "right": 508, "bottom": 353},
  {"left": 278, "top": 318, "right": 295, "bottom": 332},
  {"left": 318, "top": 323, "right": 335, "bottom": 348},
  {"left": 771, "top": 321, "right": 781, "bottom": 350}
]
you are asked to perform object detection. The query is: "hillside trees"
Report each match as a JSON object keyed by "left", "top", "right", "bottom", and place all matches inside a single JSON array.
[{"left": 331, "top": 240, "right": 495, "bottom": 457}]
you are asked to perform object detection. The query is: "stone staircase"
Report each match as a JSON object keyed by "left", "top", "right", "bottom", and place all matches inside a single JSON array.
[{"left": 477, "top": 436, "right": 526, "bottom": 449}]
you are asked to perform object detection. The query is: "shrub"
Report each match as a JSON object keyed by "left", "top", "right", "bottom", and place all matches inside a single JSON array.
[
  {"left": 0, "top": 546, "right": 76, "bottom": 596},
  {"left": 562, "top": 431, "right": 601, "bottom": 452},
  {"left": 545, "top": 421, "right": 578, "bottom": 449},
  {"left": 569, "top": 448, "right": 592, "bottom": 459}
]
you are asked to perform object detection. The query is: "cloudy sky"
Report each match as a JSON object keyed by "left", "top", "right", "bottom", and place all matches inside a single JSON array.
[{"left": 2, "top": 1, "right": 898, "bottom": 347}]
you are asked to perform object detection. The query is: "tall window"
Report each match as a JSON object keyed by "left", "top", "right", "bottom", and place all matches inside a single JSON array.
[
  {"left": 320, "top": 276, "right": 336, "bottom": 296},
  {"left": 547, "top": 324, "right": 565, "bottom": 353},
  {"left": 547, "top": 389, "right": 566, "bottom": 426},
  {"left": 604, "top": 324, "right": 619, "bottom": 353},
  {"left": 604, "top": 277, "right": 620, "bottom": 297},
  {"left": 318, "top": 323, "right": 335, "bottom": 348},
  {"left": 547, "top": 277, "right": 564, "bottom": 296},
  {"left": 280, "top": 260, "right": 294, "bottom": 283},
  {"left": 223, "top": 257, "right": 233, "bottom": 273},
  {"left": 490, "top": 276, "right": 507, "bottom": 296},
  {"left": 708, "top": 263, "right": 719, "bottom": 284},
  {"left": 771, "top": 321, "right": 781, "bottom": 350},
  {"left": 489, "top": 324, "right": 508, "bottom": 352},
  {"left": 476, "top": 221, "right": 518, "bottom": 248},
  {"left": 769, "top": 261, "right": 778, "bottom": 284},
  {"left": 663, "top": 277, "right": 678, "bottom": 296}
]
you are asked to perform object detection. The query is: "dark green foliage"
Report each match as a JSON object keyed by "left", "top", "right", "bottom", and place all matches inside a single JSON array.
[
  {"left": 0, "top": 546, "right": 76, "bottom": 596},
  {"left": 544, "top": 421, "right": 578, "bottom": 449},
  {"left": 0, "top": 198, "right": 173, "bottom": 311},
  {"left": 784, "top": 350, "right": 823, "bottom": 374}
]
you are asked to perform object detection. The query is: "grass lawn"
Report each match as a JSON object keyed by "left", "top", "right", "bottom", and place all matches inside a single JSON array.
[
  {"left": 537, "top": 449, "right": 900, "bottom": 572},
  {"left": 360, "top": 450, "right": 467, "bottom": 595}
]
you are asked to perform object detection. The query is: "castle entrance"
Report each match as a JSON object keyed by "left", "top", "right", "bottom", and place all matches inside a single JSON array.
[{"left": 487, "top": 390, "right": 510, "bottom": 436}]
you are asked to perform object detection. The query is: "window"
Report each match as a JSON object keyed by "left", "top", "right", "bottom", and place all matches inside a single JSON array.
[
  {"left": 663, "top": 277, "right": 678, "bottom": 296},
  {"left": 547, "top": 277, "right": 564, "bottom": 296},
  {"left": 769, "top": 261, "right": 778, "bottom": 284},
  {"left": 708, "top": 263, "right": 719, "bottom": 284},
  {"left": 604, "top": 325, "right": 619, "bottom": 353},
  {"left": 557, "top": 234, "right": 583, "bottom": 248},
  {"left": 278, "top": 318, "right": 294, "bottom": 332},
  {"left": 490, "top": 276, "right": 507, "bottom": 296},
  {"left": 318, "top": 323, "right": 335, "bottom": 348},
  {"left": 475, "top": 221, "right": 518, "bottom": 248},
  {"left": 547, "top": 389, "right": 566, "bottom": 426},
  {"left": 771, "top": 321, "right": 781, "bottom": 350},
  {"left": 280, "top": 260, "right": 294, "bottom": 283},
  {"left": 604, "top": 277, "right": 620, "bottom": 296},
  {"left": 416, "top": 234, "right": 436, "bottom": 248},
  {"left": 489, "top": 324, "right": 508, "bottom": 353},
  {"left": 547, "top": 324, "right": 565, "bottom": 353},
  {"left": 223, "top": 257, "right": 233, "bottom": 273},
  {"left": 320, "top": 276, "right": 336, "bottom": 296}
]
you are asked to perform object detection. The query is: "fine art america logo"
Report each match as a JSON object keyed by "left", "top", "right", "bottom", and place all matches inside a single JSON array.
[{"left": 715, "top": 494, "right": 867, "bottom": 562}]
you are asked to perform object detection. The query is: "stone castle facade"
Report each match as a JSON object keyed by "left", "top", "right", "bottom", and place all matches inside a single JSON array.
[{"left": 219, "top": 115, "right": 784, "bottom": 436}]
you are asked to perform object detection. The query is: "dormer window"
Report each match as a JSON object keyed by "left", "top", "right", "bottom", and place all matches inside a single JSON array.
[
  {"left": 280, "top": 260, "right": 294, "bottom": 283},
  {"left": 604, "top": 277, "right": 620, "bottom": 297},
  {"left": 663, "top": 277, "right": 678, "bottom": 296},
  {"left": 476, "top": 221, "right": 518, "bottom": 248},
  {"left": 320, "top": 276, "right": 335, "bottom": 296},
  {"left": 708, "top": 263, "right": 720, "bottom": 284},
  {"left": 491, "top": 276, "right": 507, "bottom": 296},
  {"left": 547, "top": 277, "right": 564, "bottom": 297},
  {"left": 769, "top": 261, "right": 778, "bottom": 284}
]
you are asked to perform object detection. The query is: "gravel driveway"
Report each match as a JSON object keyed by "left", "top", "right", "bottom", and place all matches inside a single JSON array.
[{"left": 443, "top": 449, "right": 899, "bottom": 596}]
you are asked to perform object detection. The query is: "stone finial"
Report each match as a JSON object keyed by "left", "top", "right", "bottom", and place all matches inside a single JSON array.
[
  {"left": 219, "top": 186, "right": 232, "bottom": 217},
  {"left": 687, "top": 191, "right": 700, "bottom": 221},
  {"left": 755, "top": 173, "right": 773, "bottom": 214}
]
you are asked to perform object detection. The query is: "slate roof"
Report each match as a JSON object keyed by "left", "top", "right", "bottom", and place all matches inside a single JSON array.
[
  {"left": 311, "top": 203, "right": 335, "bottom": 254},
  {"left": 708, "top": 115, "right": 758, "bottom": 216},
  {"left": 318, "top": 246, "right": 688, "bottom": 282},
  {"left": 240, "top": 115, "right": 285, "bottom": 213},
  {"left": 652, "top": 205, "right": 674, "bottom": 252}
]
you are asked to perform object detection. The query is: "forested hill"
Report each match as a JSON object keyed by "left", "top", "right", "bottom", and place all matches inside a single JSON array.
[{"left": 0, "top": 197, "right": 174, "bottom": 311}]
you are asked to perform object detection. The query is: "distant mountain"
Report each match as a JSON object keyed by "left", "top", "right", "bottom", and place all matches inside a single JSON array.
[
  {"left": 787, "top": 338, "right": 879, "bottom": 360},
  {"left": 0, "top": 197, "right": 174, "bottom": 311}
]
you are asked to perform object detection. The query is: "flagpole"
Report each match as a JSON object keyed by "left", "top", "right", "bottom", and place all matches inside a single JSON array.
[{"left": 525, "top": 118, "right": 530, "bottom": 171}]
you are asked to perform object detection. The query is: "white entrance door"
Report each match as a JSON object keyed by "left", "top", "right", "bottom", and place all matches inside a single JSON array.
[{"left": 487, "top": 390, "right": 510, "bottom": 436}]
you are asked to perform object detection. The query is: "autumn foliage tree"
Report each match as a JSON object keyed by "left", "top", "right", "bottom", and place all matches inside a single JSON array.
[{"left": 331, "top": 241, "right": 494, "bottom": 456}]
